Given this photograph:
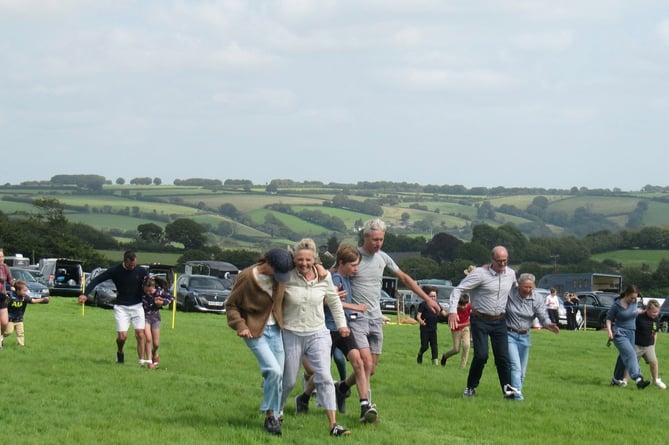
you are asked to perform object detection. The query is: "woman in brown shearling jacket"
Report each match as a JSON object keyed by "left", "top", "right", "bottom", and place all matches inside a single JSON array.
[{"left": 225, "top": 248, "right": 294, "bottom": 436}]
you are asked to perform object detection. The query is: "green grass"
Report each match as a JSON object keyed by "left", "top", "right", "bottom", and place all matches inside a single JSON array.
[
  {"left": 591, "top": 249, "right": 669, "bottom": 269},
  {"left": 6, "top": 298, "right": 667, "bottom": 444}
]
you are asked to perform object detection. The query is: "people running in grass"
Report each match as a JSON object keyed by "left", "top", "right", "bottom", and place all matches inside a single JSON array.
[
  {"left": 141, "top": 276, "right": 174, "bottom": 369},
  {"left": 2, "top": 280, "right": 49, "bottom": 346},
  {"left": 608, "top": 284, "right": 651, "bottom": 389},
  {"left": 79, "top": 250, "right": 149, "bottom": 365},
  {"left": 416, "top": 285, "right": 448, "bottom": 365},
  {"left": 440, "top": 292, "right": 472, "bottom": 369}
]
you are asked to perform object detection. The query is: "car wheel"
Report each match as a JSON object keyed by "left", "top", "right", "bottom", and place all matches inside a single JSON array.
[
  {"left": 660, "top": 318, "right": 669, "bottom": 333},
  {"left": 94, "top": 294, "right": 100, "bottom": 307},
  {"left": 184, "top": 297, "right": 194, "bottom": 312}
]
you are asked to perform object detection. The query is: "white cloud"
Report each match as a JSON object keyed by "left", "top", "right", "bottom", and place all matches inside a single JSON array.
[
  {"left": 656, "top": 18, "right": 669, "bottom": 45},
  {"left": 384, "top": 67, "right": 513, "bottom": 91},
  {"left": 511, "top": 30, "right": 575, "bottom": 51}
]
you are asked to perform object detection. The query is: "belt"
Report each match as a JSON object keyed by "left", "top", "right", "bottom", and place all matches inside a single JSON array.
[
  {"left": 471, "top": 310, "right": 505, "bottom": 321},
  {"left": 508, "top": 327, "right": 529, "bottom": 335}
]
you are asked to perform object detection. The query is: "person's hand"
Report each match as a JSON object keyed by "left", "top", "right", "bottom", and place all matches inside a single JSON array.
[
  {"left": 547, "top": 323, "right": 560, "bottom": 334},
  {"left": 338, "top": 326, "right": 350, "bottom": 337},
  {"left": 428, "top": 298, "right": 441, "bottom": 314},
  {"left": 77, "top": 294, "right": 87, "bottom": 305},
  {"left": 154, "top": 296, "right": 164, "bottom": 307},
  {"left": 448, "top": 313, "right": 459, "bottom": 330},
  {"left": 238, "top": 328, "right": 253, "bottom": 339}
]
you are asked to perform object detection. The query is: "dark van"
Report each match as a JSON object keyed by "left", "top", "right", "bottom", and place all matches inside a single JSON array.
[{"left": 39, "top": 258, "right": 84, "bottom": 297}]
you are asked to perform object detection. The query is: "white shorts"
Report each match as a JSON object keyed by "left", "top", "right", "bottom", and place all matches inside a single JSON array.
[{"left": 114, "top": 303, "right": 145, "bottom": 332}]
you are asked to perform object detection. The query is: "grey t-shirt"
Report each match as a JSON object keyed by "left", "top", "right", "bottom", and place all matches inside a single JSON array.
[{"left": 350, "top": 248, "right": 399, "bottom": 319}]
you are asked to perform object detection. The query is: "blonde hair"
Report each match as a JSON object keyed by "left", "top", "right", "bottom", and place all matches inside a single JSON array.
[
  {"left": 294, "top": 238, "right": 319, "bottom": 261},
  {"left": 646, "top": 299, "right": 660, "bottom": 310}
]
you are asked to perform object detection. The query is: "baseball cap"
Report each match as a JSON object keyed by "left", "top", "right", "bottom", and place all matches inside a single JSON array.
[{"left": 266, "top": 248, "right": 294, "bottom": 283}]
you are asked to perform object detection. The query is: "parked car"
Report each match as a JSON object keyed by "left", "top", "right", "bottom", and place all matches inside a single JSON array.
[
  {"left": 405, "top": 282, "right": 454, "bottom": 319},
  {"left": 574, "top": 291, "right": 618, "bottom": 329},
  {"left": 85, "top": 267, "right": 117, "bottom": 308},
  {"left": 38, "top": 258, "right": 84, "bottom": 297},
  {"left": 175, "top": 274, "right": 231, "bottom": 313},
  {"left": 657, "top": 299, "right": 669, "bottom": 333},
  {"left": 379, "top": 290, "right": 398, "bottom": 314},
  {"left": 9, "top": 267, "right": 50, "bottom": 299}
]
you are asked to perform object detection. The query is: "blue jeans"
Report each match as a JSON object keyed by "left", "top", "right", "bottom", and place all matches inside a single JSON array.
[
  {"left": 468, "top": 316, "right": 511, "bottom": 392},
  {"left": 612, "top": 327, "right": 642, "bottom": 380},
  {"left": 507, "top": 331, "right": 531, "bottom": 399},
  {"left": 244, "top": 324, "right": 284, "bottom": 414}
]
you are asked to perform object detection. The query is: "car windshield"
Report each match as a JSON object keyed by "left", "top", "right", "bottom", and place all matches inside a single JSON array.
[
  {"left": 10, "top": 268, "right": 38, "bottom": 283},
  {"left": 599, "top": 294, "right": 616, "bottom": 306},
  {"left": 190, "top": 277, "right": 227, "bottom": 290}
]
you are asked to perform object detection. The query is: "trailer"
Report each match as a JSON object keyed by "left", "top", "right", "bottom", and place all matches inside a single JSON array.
[{"left": 537, "top": 273, "right": 622, "bottom": 295}]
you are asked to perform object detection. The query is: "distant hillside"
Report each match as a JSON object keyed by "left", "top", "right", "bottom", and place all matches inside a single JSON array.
[{"left": 3, "top": 180, "right": 669, "bottom": 248}]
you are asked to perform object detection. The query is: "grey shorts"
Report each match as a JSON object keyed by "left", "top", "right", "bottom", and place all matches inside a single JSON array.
[
  {"left": 635, "top": 344, "right": 658, "bottom": 364},
  {"left": 349, "top": 317, "right": 384, "bottom": 355}
]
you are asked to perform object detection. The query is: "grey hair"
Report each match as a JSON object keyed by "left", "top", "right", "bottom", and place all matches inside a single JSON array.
[
  {"left": 518, "top": 273, "right": 536, "bottom": 284},
  {"left": 362, "top": 218, "right": 387, "bottom": 236}
]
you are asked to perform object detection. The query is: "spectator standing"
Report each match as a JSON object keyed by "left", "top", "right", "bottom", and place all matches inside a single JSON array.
[
  {"left": 564, "top": 293, "right": 580, "bottom": 330},
  {"left": 505, "top": 274, "right": 559, "bottom": 400},
  {"left": 607, "top": 284, "right": 650, "bottom": 389},
  {"left": 448, "top": 246, "right": 518, "bottom": 398},
  {"left": 440, "top": 293, "right": 472, "bottom": 368},
  {"left": 545, "top": 288, "right": 560, "bottom": 325},
  {"left": 349, "top": 218, "right": 440, "bottom": 421},
  {"left": 416, "top": 285, "right": 447, "bottom": 365},
  {"left": 2, "top": 280, "right": 49, "bottom": 346},
  {"left": 226, "top": 248, "right": 294, "bottom": 436},
  {"left": 78, "top": 250, "right": 149, "bottom": 365},
  {"left": 0, "top": 248, "right": 14, "bottom": 349}
]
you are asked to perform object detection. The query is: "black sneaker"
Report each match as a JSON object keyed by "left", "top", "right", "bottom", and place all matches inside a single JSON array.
[
  {"left": 334, "top": 381, "right": 348, "bottom": 413},
  {"left": 463, "top": 387, "right": 476, "bottom": 397},
  {"left": 440, "top": 354, "right": 447, "bottom": 366},
  {"left": 636, "top": 377, "right": 651, "bottom": 389},
  {"left": 330, "top": 424, "right": 351, "bottom": 437},
  {"left": 417, "top": 354, "right": 422, "bottom": 364},
  {"left": 264, "top": 416, "right": 282, "bottom": 435},
  {"left": 360, "top": 403, "right": 378, "bottom": 423},
  {"left": 295, "top": 394, "right": 309, "bottom": 413},
  {"left": 116, "top": 352, "right": 124, "bottom": 364}
]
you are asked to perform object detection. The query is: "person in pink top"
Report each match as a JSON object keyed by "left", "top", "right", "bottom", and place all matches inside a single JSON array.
[{"left": 440, "top": 293, "right": 472, "bottom": 368}]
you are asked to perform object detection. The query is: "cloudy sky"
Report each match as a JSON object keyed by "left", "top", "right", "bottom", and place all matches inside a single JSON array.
[{"left": 2, "top": 0, "right": 669, "bottom": 190}]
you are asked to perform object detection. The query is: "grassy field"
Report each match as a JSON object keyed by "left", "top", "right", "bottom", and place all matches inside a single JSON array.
[
  {"left": 4, "top": 298, "right": 667, "bottom": 444},
  {"left": 591, "top": 249, "right": 669, "bottom": 269}
]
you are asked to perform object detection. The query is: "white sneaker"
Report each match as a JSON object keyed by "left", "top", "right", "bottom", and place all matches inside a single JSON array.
[
  {"left": 654, "top": 378, "right": 667, "bottom": 389},
  {"left": 503, "top": 384, "right": 521, "bottom": 397}
]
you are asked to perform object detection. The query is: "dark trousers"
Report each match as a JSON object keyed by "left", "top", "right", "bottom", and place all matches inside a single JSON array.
[
  {"left": 467, "top": 315, "right": 511, "bottom": 392},
  {"left": 547, "top": 309, "right": 559, "bottom": 324},
  {"left": 418, "top": 329, "right": 438, "bottom": 360}
]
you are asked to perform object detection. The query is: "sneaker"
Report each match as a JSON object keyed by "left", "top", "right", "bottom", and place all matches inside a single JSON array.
[
  {"left": 432, "top": 358, "right": 439, "bottom": 365},
  {"left": 330, "top": 424, "right": 351, "bottom": 437},
  {"left": 264, "top": 416, "right": 282, "bottom": 436},
  {"left": 610, "top": 377, "right": 627, "bottom": 387},
  {"left": 152, "top": 355, "right": 160, "bottom": 365},
  {"left": 334, "top": 381, "right": 349, "bottom": 413},
  {"left": 463, "top": 387, "right": 476, "bottom": 397},
  {"left": 360, "top": 403, "right": 378, "bottom": 423},
  {"left": 503, "top": 384, "right": 521, "bottom": 397},
  {"left": 295, "top": 394, "right": 309, "bottom": 414},
  {"left": 416, "top": 354, "right": 422, "bottom": 364},
  {"left": 116, "top": 352, "right": 124, "bottom": 364},
  {"left": 440, "top": 354, "right": 447, "bottom": 366},
  {"left": 636, "top": 377, "right": 651, "bottom": 389},
  {"left": 654, "top": 378, "right": 667, "bottom": 389}
]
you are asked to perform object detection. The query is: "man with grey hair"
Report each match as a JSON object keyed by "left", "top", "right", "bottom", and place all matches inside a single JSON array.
[
  {"left": 349, "top": 218, "right": 440, "bottom": 423},
  {"left": 448, "top": 245, "right": 517, "bottom": 398},
  {"left": 505, "top": 273, "right": 559, "bottom": 400}
]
